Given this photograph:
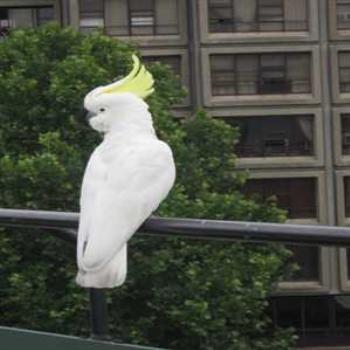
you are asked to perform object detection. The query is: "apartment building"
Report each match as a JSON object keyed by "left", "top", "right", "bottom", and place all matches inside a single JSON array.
[{"left": 3, "top": 0, "right": 350, "bottom": 347}]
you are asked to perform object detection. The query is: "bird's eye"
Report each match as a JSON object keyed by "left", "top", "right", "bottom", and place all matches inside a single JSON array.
[{"left": 99, "top": 108, "right": 106, "bottom": 112}]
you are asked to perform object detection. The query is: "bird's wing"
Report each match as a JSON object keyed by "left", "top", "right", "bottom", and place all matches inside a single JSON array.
[{"left": 78, "top": 140, "right": 175, "bottom": 272}]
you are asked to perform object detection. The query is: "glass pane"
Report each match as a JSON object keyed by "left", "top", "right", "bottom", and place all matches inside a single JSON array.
[
  {"left": 129, "top": 0, "right": 154, "bottom": 35},
  {"left": 341, "top": 114, "right": 350, "bottom": 155},
  {"left": 209, "top": 0, "right": 308, "bottom": 33},
  {"left": 208, "top": 0, "right": 234, "bottom": 33},
  {"left": 339, "top": 52, "right": 350, "bottom": 93},
  {"left": 287, "top": 53, "right": 311, "bottom": 93},
  {"left": 243, "top": 178, "right": 317, "bottom": 219},
  {"left": 344, "top": 177, "right": 350, "bottom": 218},
  {"left": 284, "top": 0, "right": 308, "bottom": 31},
  {"left": 210, "top": 55, "right": 236, "bottom": 95},
  {"left": 347, "top": 249, "right": 350, "bottom": 279},
  {"left": 80, "top": 0, "right": 103, "bottom": 13},
  {"left": 8, "top": 9, "right": 34, "bottom": 27},
  {"left": 79, "top": 0, "right": 104, "bottom": 30},
  {"left": 236, "top": 54, "right": 258, "bottom": 94},
  {"left": 288, "top": 245, "right": 320, "bottom": 281},
  {"left": 226, "top": 115, "right": 314, "bottom": 158},
  {"left": 274, "top": 297, "right": 302, "bottom": 328},
  {"left": 258, "top": 0, "right": 284, "bottom": 32},
  {"left": 337, "top": 0, "right": 350, "bottom": 30},
  {"left": 211, "top": 52, "right": 311, "bottom": 96},
  {"left": 0, "top": 6, "right": 54, "bottom": 33},
  {"left": 155, "top": 0, "right": 179, "bottom": 35},
  {"left": 143, "top": 55, "right": 181, "bottom": 77},
  {"left": 36, "top": 7, "right": 54, "bottom": 26},
  {"left": 335, "top": 295, "right": 350, "bottom": 328},
  {"left": 305, "top": 297, "right": 329, "bottom": 329}
]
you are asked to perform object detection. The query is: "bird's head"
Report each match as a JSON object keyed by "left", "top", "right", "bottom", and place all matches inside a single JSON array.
[{"left": 84, "top": 55, "right": 154, "bottom": 133}]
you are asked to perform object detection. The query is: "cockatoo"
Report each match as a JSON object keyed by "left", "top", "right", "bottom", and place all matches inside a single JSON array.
[{"left": 76, "top": 55, "right": 176, "bottom": 288}]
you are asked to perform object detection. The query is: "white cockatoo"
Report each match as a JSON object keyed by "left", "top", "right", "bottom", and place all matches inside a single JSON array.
[{"left": 76, "top": 55, "right": 176, "bottom": 288}]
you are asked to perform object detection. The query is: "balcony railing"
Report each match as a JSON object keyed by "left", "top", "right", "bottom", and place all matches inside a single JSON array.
[
  {"left": 2, "top": 208, "right": 350, "bottom": 348},
  {"left": 79, "top": 24, "right": 180, "bottom": 36},
  {"left": 208, "top": 19, "right": 309, "bottom": 33},
  {"left": 212, "top": 79, "right": 311, "bottom": 96},
  {"left": 236, "top": 142, "right": 313, "bottom": 158}
]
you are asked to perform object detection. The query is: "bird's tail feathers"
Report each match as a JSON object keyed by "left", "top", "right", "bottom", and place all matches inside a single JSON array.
[{"left": 76, "top": 245, "right": 127, "bottom": 288}]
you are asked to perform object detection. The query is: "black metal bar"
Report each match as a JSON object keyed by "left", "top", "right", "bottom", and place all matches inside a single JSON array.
[
  {"left": 89, "top": 288, "right": 109, "bottom": 340},
  {"left": 3, "top": 207, "right": 350, "bottom": 345},
  {"left": 1, "top": 208, "right": 350, "bottom": 247}
]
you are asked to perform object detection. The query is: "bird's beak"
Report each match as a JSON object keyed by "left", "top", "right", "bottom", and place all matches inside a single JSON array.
[{"left": 86, "top": 111, "right": 97, "bottom": 122}]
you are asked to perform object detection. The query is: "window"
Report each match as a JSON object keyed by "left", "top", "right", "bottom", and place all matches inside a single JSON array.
[
  {"left": 337, "top": 0, "right": 350, "bottom": 30},
  {"left": 287, "top": 245, "right": 320, "bottom": 281},
  {"left": 269, "top": 295, "right": 350, "bottom": 346},
  {"left": 208, "top": 0, "right": 235, "bottom": 33},
  {"left": 344, "top": 177, "right": 350, "bottom": 218},
  {"left": 243, "top": 178, "right": 317, "bottom": 219},
  {"left": 243, "top": 177, "right": 319, "bottom": 283},
  {"left": 129, "top": 0, "right": 154, "bottom": 35},
  {"left": 79, "top": 0, "right": 104, "bottom": 32},
  {"left": 208, "top": 0, "right": 308, "bottom": 33},
  {"left": 37, "top": 7, "right": 54, "bottom": 26},
  {"left": 210, "top": 52, "right": 311, "bottom": 96},
  {"left": 226, "top": 115, "right": 314, "bottom": 158},
  {"left": 143, "top": 55, "right": 182, "bottom": 77},
  {"left": 0, "top": 6, "right": 54, "bottom": 35},
  {"left": 341, "top": 114, "right": 350, "bottom": 155},
  {"left": 258, "top": 0, "right": 284, "bottom": 32},
  {"left": 127, "top": 0, "right": 179, "bottom": 36},
  {"left": 339, "top": 52, "right": 350, "bottom": 93},
  {"left": 0, "top": 8, "right": 10, "bottom": 36},
  {"left": 259, "top": 54, "right": 289, "bottom": 94}
]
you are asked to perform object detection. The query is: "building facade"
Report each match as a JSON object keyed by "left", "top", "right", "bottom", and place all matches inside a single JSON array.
[{"left": 3, "top": 0, "right": 350, "bottom": 347}]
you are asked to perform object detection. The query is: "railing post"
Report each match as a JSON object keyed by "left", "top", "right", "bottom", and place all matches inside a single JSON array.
[{"left": 89, "top": 288, "right": 109, "bottom": 340}]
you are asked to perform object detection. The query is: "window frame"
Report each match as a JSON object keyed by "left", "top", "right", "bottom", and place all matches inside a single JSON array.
[
  {"left": 202, "top": 45, "right": 321, "bottom": 107},
  {"left": 210, "top": 108, "right": 324, "bottom": 168},
  {"left": 329, "top": 0, "right": 350, "bottom": 40},
  {"left": 335, "top": 170, "right": 350, "bottom": 292},
  {"left": 101, "top": 0, "right": 187, "bottom": 46},
  {"left": 333, "top": 107, "right": 350, "bottom": 166},
  {"left": 330, "top": 45, "right": 350, "bottom": 104},
  {"left": 0, "top": 3, "right": 55, "bottom": 31},
  {"left": 210, "top": 52, "right": 312, "bottom": 97},
  {"left": 199, "top": 0, "right": 319, "bottom": 44},
  {"left": 244, "top": 171, "right": 330, "bottom": 293}
]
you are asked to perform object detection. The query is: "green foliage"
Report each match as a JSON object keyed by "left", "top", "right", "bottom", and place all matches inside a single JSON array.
[{"left": 0, "top": 25, "right": 296, "bottom": 349}]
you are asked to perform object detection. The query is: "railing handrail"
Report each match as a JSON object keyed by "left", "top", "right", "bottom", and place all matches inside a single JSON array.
[
  {"left": 2, "top": 207, "right": 350, "bottom": 346},
  {"left": 1, "top": 208, "right": 350, "bottom": 247}
]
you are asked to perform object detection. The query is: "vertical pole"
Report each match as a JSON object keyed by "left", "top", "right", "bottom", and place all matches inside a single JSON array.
[
  {"left": 186, "top": 0, "right": 202, "bottom": 111},
  {"left": 89, "top": 288, "right": 109, "bottom": 340}
]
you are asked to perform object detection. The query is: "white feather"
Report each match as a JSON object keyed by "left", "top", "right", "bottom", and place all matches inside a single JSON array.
[{"left": 76, "top": 92, "right": 175, "bottom": 288}]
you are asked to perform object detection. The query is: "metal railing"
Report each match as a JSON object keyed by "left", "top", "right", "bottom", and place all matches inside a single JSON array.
[
  {"left": 208, "top": 19, "right": 309, "bottom": 33},
  {"left": 2, "top": 208, "right": 350, "bottom": 345},
  {"left": 79, "top": 25, "right": 180, "bottom": 37}
]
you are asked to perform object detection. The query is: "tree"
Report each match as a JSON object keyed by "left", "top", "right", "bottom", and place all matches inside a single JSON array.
[{"left": 0, "top": 25, "right": 296, "bottom": 349}]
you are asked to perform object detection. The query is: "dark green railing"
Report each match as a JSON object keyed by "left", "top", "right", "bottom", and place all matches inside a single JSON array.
[{"left": 1, "top": 208, "right": 350, "bottom": 348}]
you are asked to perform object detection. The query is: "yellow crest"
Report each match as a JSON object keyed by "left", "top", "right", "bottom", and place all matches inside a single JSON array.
[{"left": 102, "top": 54, "right": 155, "bottom": 99}]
